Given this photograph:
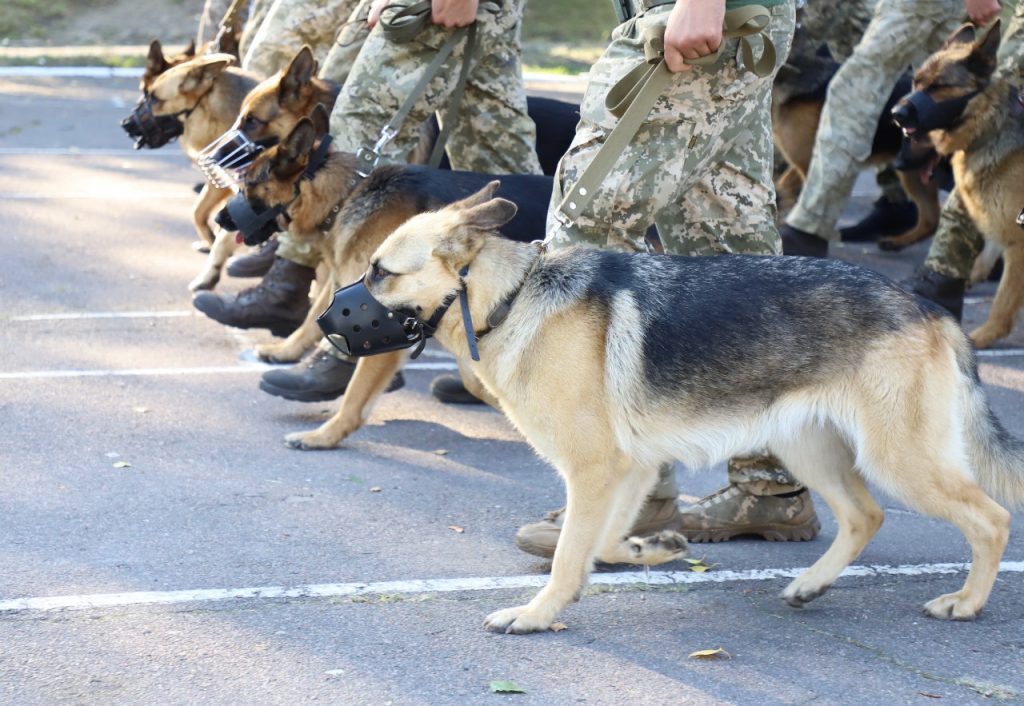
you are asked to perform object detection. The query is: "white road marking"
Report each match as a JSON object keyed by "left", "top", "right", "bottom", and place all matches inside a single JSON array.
[
  {"left": 0, "top": 361, "right": 458, "bottom": 380},
  {"left": 977, "top": 348, "right": 1024, "bottom": 358},
  {"left": 9, "top": 310, "right": 194, "bottom": 322},
  {"left": 0, "top": 192, "right": 193, "bottom": 200},
  {"left": 0, "top": 148, "right": 185, "bottom": 157},
  {"left": 1, "top": 561, "right": 1021, "bottom": 613}
]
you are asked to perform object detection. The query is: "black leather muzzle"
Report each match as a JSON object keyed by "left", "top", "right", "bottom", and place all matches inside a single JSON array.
[
  {"left": 891, "top": 89, "right": 980, "bottom": 136},
  {"left": 221, "top": 193, "right": 286, "bottom": 246},
  {"left": 318, "top": 279, "right": 428, "bottom": 357},
  {"left": 120, "top": 96, "right": 187, "bottom": 149}
]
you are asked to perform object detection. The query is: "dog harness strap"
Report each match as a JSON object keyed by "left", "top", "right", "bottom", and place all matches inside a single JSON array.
[
  {"left": 356, "top": 0, "right": 501, "bottom": 176},
  {"left": 555, "top": 5, "right": 776, "bottom": 225}
]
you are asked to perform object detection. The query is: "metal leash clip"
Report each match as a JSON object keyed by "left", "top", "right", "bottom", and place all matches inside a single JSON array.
[{"left": 356, "top": 125, "right": 398, "bottom": 177}]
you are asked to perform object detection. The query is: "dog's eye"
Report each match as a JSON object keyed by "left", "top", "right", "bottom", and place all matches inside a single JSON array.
[
  {"left": 243, "top": 115, "right": 265, "bottom": 130},
  {"left": 373, "top": 264, "right": 393, "bottom": 280}
]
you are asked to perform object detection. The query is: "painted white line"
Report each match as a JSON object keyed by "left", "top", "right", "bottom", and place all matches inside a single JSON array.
[
  {"left": 0, "top": 361, "right": 458, "bottom": 380},
  {"left": 0, "top": 148, "right": 185, "bottom": 157},
  {"left": 1, "top": 561, "right": 1021, "bottom": 613},
  {"left": 9, "top": 310, "right": 194, "bottom": 322},
  {"left": 977, "top": 348, "right": 1024, "bottom": 358},
  {"left": 0, "top": 66, "right": 143, "bottom": 78},
  {"left": 0, "top": 192, "right": 193, "bottom": 200}
]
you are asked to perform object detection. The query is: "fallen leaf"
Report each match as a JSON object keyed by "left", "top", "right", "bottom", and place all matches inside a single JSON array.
[
  {"left": 105, "top": 452, "right": 120, "bottom": 459},
  {"left": 112, "top": 461, "right": 131, "bottom": 469},
  {"left": 684, "top": 557, "right": 716, "bottom": 573},
  {"left": 689, "top": 647, "right": 731, "bottom": 660},
  {"left": 689, "top": 565, "right": 711, "bottom": 573},
  {"left": 132, "top": 406, "right": 150, "bottom": 414},
  {"left": 370, "top": 486, "right": 382, "bottom": 493},
  {"left": 550, "top": 622, "right": 568, "bottom": 632},
  {"left": 447, "top": 525, "right": 465, "bottom": 533},
  {"left": 684, "top": 558, "right": 704, "bottom": 565},
  {"left": 324, "top": 669, "right": 345, "bottom": 676},
  {"left": 489, "top": 680, "right": 526, "bottom": 694},
  {"left": 432, "top": 449, "right": 448, "bottom": 456},
  {"left": 918, "top": 693, "right": 943, "bottom": 699}
]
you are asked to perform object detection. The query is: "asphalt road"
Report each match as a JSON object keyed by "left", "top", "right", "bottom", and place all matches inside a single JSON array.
[{"left": 1, "top": 74, "right": 1023, "bottom": 706}]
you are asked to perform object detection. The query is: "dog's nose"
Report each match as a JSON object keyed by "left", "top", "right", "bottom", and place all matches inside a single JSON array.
[
  {"left": 891, "top": 102, "right": 916, "bottom": 130},
  {"left": 215, "top": 206, "right": 236, "bottom": 232}
]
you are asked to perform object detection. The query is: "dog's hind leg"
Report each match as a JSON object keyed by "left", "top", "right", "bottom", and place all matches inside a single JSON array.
[
  {"left": 285, "top": 350, "right": 405, "bottom": 450},
  {"left": 484, "top": 454, "right": 634, "bottom": 634},
  {"left": 970, "top": 243, "right": 1024, "bottom": 349},
  {"left": 773, "top": 424, "right": 884, "bottom": 608},
  {"left": 594, "top": 464, "right": 688, "bottom": 566}
]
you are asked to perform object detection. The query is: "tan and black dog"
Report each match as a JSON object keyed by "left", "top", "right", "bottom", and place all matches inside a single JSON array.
[
  {"left": 140, "top": 39, "right": 197, "bottom": 93},
  {"left": 124, "top": 52, "right": 260, "bottom": 290},
  {"left": 894, "top": 21, "right": 1024, "bottom": 348},
  {"left": 348, "top": 183, "right": 1022, "bottom": 632},
  {"left": 216, "top": 115, "right": 552, "bottom": 449},
  {"left": 772, "top": 27, "right": 941, "bottom": 250}
]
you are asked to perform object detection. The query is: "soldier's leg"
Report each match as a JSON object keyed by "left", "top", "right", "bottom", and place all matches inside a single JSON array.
[
  {"left": 319, "top": 0, "right": 374, "bottom": 86},
  {"left": 238, "top": 0, "right": 277, "bottom": 60},
  {"left": 243, "top": 0, "right": 360, "bottom": 77},
  {"left": 328, "top": 0, "right": 531, "bottom": 167},
  {"left": 197, "top": 0, "right": 236, "bottom": 46},
  {"left": 784, "top": 0, "right": 963, "bottom": 246}
]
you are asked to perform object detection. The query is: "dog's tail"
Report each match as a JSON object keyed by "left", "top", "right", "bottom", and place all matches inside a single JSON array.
[{"left": 957, "top": 339, "right": 1024, "bottom": 507}]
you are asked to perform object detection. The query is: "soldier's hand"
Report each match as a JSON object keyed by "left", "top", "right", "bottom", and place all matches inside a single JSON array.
[
  {"left": 431, "top": 0, "right": 480, "bottom": 27},
  {"left": 664, "top": 0, "right": 726, "bottom": 73},
  {"left": 368, "top": 0, "right": 389, "bottom": 28},
  {"left": 964, "top": 0, "right": 1001, "bottom": 25}
]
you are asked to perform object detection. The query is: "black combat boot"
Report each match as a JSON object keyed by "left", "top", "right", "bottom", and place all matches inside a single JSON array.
[
  {"left": 430, "top": 373, "right": 484, "bottom": 404},
  {"left": 839, "top": 197, "right": 918, "bottom": 242},
  {"left": 260, "top": 348, "right": 405, "bottom": 402},
  {"left": 901, "top": 266, "right": 965, "bottom": 321},
  {"left": 780, "top": 223, "right": 829, "bottom": 257},
  {"left": 227, "top": 237, "right": 279, "bottom": 278},
  {"left": 192, "top": 256, "right": 314, "bottom": 337}
]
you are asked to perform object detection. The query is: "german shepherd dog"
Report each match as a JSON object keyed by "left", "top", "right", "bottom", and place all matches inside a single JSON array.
[
  {"left": 772, "top": 27, "right": 941, "bottom": 250},
  {"left": 139, "top": 39, "right": 197, "bottom": 93},
  {"left": 349, "top": 183, "right": 1022, "bottom": 631},
  {"left": 216, "top": 114, "right": 552, "bottom": 449},
  {"left": 894, "top": 21, "right": 1024, "bottom": 348},
  {"left": 124, "top": 52, "right": 260, "bottom": 291}
]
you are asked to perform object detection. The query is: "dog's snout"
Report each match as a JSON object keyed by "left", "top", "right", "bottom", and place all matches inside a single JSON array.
[
  {"left": 891, "top": 102, "right": 915, "bottom": 129},
  {"left": 215, "top": 206, "right": 237, "bottom": 232}
]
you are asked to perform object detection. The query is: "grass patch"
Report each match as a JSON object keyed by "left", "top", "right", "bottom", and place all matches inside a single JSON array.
[
  {"left": 523, "top": 0, "right": 616, "bottom": 45},
  {"left": 0, "top": 0, "right": 72, "bottom": 39}
]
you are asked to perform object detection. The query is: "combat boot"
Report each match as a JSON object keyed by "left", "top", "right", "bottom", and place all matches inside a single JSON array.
[
  {"left": 430, "top": 373, "right": 484, "bottom": 404},
  {"left": 192, "top": 256, "right": 314, "bottom": 337},
  {"left": 514, "top": 497, "right": 684, "bottom": 559},
  {"left": 901, "top": 266, "right": 965, "bottom": 321},
  {"left": 780, "top": 223, "right": 829, "bottom": 257},
  {"left": 227, "top": 237, "right": 279, "bottom": 278},
  {"left": 678, "top": 485, "right": 820, "bottom": 543},
  {"left": 839, "top": 197, "right": 918, "bottom": 242},
  {"left": 259, "top": 347, "right": 405, "bottom": 402}
]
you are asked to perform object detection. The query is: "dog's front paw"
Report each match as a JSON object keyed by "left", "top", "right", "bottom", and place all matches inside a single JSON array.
[
  {"left": 969, "top": 323, "right": 1008, "bottom": 350},
  {"left": 188, "top": 270, "right": 220, "bottom": 292},
  {"left": 483, "top": 605, "right": 552, "bottom": 634},
  {"left": 781, "top": 577, "right": 830, "bottom": 608},
  {"left": 285, "top": 430, "right": 340, "bottom": 451},
  {"left": 256, "top": 342, "right": 302, "bottom": 363},
  {"left": 924, "top": 590, "right": 983, "bottom": 620},
  {"left": 627, "top": 530, "right": 689, "bottom": 565}
]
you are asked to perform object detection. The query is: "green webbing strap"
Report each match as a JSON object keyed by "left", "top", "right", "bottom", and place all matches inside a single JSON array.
[
  {"left": 555, "top": 5, "right": 776, "bottom": 226},
  {"left": 356, "top": 0, "right": 499, "bottom": 176}
]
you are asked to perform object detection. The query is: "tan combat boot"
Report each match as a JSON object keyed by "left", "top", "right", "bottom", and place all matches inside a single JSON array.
[{"left": 678, "top": 485, "right": 820, "bottom": 543}]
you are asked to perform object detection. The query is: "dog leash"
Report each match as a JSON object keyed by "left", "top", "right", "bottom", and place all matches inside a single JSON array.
[
  {"left": 555, "top": 5, "right": 776, "bottom": 226},
  {"left": 356, "top": 0, "right": 501, "bottom": 176}
]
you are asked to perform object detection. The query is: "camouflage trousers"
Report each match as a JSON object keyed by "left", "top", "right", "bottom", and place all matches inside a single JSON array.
[
  {"left": 545, "top": 2, "right": 800, "bottom": 497},
  {"left": 799, "top": 0, "right": 875, "bottom": 63},
  {"left": 197, "top": 0, "right": 245, "bottom": 46},
  {"left": 238, "top": 0, "right": 277, "bottom": 61},
  {"left": 786, "top": 0, "right": 963, "bottom": 240},
  {"left": 925, "top": 2, "right": 1024, "bottom": 279},
  {"left": 242, "top": 0, "right": 363, "bottom": 77},
  {"left": 328, "top": 0, "right": 542, "bottom": 175}
]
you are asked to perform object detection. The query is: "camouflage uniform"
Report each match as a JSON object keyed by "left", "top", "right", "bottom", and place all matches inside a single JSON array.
[
  {"left": 328, "top": 0, "right": 542, "bottom": 174},
  {"left": 197, "top": 0, "right": 240, "bottom": 46},
  {"left": 242, "top": 0, "right": 363, "bottom": 76},
  {"left": 546, "top": 2, "right": 800, "bottom": 500},
  {"left": 925, "top": 2, "right": 1024, "bottom": 280},
  {"left": 799, "top": 0, "right": 874, "bottom": 62},
  {"left": 239, "top": 0, "right": 278, "bottom": 60},
  {"left": 785, "top": 0, "right": 964, "bottom": 240}
]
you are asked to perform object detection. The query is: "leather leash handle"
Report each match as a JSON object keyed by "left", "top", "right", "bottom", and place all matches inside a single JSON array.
[
  {"left": 357, "top": 0, "right": 499, "bottom": 175},
  {"left": 556, "top": 5, "right": 776, "bottom": 226}
]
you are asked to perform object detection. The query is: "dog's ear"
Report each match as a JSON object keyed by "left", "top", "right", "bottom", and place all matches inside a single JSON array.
[
  {"left": 182, "top": 38, "right": 197, "bottom": 58},
  {"left": 180, "top": 53, "right": 235, "bottom": 94},
  {"left": 146, "top": 40, "right": 169, "bottom": 76},
  {"left": 279, "top": 46, "right": 316, "bottom": 107},
  {"left": 310, "top": 103, "right": 331, "bottom": 137},
  {"left": 967, "top": 20, "right": 1001, "bottom": 76},
  {"left": 462, "top": 197, "right": 518, "bottom": 232},
  {"left": 274, "top": 118, "right": 317, "bottom": 176},
  {"left": 454, "top": 180, "right": 501, "bottom": 211},
  {"left": 944, "top": 22, "right": 976, "bottom": 48}
]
